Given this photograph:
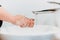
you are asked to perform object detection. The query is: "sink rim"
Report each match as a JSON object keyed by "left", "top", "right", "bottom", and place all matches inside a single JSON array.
[{"left": 0, "top": 25, "right": 59, "bottom": 36}]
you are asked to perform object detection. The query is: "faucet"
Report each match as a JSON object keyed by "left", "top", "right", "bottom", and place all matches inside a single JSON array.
[
  {"left": 32, "top": 1, "right": 60, "bottom": 15},
  {"left": 48, "top": 1, "right": 60, "bottom": 5},
  {"left": 32, "top": 1, "right": 60, "bottom": 26},
  {"left": 32, "top": 8, "right": 57, "bottom": 15},
  {"left": 32, "top": 8, "right": 59, "bottom": 25}
]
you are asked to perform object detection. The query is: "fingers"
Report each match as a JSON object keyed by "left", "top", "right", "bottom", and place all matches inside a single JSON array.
[
  {"left": 29, "top": 19, "right": 34, "bottom": 27},
  {"left": 20, "top": 22, "right": 27, "bottom": 28},
  {"left": 20, "top": 24, "right": 26, "bottom": 28},
  {"left": 16, "top": 20, "right": 27, "bottom": 28},
  {"left": 20, "top": 18, "right": 34, "bottom": 28},
  {"left": 26, "top": 18, "right": 34, "bottom": 28}
]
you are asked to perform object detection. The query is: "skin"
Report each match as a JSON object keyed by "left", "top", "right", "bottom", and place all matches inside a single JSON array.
[{"left": 0, "top": 7, "right": 34, "bottom": 27}]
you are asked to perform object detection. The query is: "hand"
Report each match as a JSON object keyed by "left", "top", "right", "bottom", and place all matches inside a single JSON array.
[{"left": 14, "top": 15, "right": 34, "bottom": 27}]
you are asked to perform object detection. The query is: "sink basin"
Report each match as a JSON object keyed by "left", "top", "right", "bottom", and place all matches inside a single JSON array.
[{"left": 0, "top": 22, "right": 59, "bottom": 40}]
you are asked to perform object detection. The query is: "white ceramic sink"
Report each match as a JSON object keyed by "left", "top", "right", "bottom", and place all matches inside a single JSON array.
[{"left": 0, "top": 22, "right": 60, "bottom": 40}]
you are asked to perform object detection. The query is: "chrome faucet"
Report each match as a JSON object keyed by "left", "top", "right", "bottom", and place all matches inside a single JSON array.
[
  {"left": 32, "top": 8, "right": 57, "bottom": 15},
  {"left": 48, "top": 1, "right": 60, "bottom": 5},
  {"left": 32, "top": 1, "right": 60, "bottom": 26}
]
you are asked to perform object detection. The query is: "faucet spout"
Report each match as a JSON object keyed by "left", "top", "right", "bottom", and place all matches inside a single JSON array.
[
  {"left": 48, "top": 1, "right": 60, "bottom": 5},
  {"left": 32, "top": 8, "right": 57, "bottom": 15}
]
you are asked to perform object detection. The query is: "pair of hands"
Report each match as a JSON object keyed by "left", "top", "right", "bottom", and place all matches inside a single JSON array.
[{"left": 14, "top": 15, "right": 34, "bottom": 28}]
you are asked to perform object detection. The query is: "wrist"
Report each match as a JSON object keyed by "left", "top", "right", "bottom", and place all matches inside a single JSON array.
[
  {"left": 9, "top": 16, "right": 17, "bottom": 25},
  {"left": 14, "top": 15, "right": 25, "bottom": 25}
]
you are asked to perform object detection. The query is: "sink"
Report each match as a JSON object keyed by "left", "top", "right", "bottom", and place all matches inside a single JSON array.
[{"left": 0, "top": 22, "right": 59, "bottom": 40}]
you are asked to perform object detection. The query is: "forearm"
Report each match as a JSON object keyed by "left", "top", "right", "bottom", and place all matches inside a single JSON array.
[
  {"left": 1, "top": 13, "right": 16, "bottom": 24},
  {"left": 0, "top": 7, "right": 16, "bottom": 24}
]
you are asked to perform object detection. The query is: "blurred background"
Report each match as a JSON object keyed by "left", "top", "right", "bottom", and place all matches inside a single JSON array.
[
  {"left": 0, "top": 0, "right": 60, "bottom": 40},
  {"left": 0, "top": 0, "right": 60, "bottom": 27}
]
